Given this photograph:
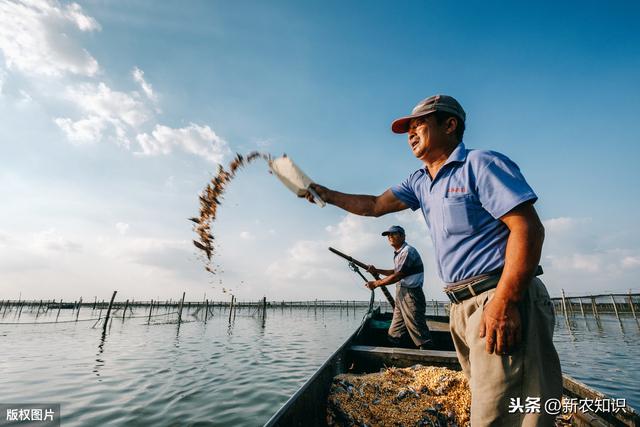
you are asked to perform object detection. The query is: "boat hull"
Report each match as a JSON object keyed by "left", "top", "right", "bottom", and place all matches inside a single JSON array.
[{"left": 265, "top": 310, "right": 639, "bottom": 427}]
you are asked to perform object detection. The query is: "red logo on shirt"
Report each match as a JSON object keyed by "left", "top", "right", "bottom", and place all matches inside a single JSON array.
[{"left": 448, "top": 187, "right": 467, "bottom": 193}]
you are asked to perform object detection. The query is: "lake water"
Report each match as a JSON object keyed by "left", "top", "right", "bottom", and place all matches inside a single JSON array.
[{"left": 1, "top": 303, "right": 638, "bottom": 426}]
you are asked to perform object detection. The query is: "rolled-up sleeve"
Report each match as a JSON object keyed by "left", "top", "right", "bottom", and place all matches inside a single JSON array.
[{"left": 476, "top": 155, "right": 537, "bottom": 219}]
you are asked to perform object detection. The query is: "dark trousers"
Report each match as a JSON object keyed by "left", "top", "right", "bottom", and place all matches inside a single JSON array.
[{"left": 388, "top": 285, "right": 432, "bottom": 347}]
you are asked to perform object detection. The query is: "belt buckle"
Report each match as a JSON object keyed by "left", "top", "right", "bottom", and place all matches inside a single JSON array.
[{"left": 446, "top": 290, "right": 461, "bottom": 304}]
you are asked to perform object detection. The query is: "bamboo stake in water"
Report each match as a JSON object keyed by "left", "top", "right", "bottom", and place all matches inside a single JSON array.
[
  {"left": 147, "top": 299, "right": 154, "bottom": 325},
  {"left": 204, "top": 299, "right": 209, "bottom": 323},
  {"left": 578, "top": 298, "right": 585, "bottom": 317},
  {"left": 76, "top": 297, "right": 82, "bottom": 321},
  {"left": 228, "top": 295, "right": 234, "bottom": 323},
  {"left": 103, "top": 291, "right": 117, "bottom": 334},
  {"left": 123, "top": 299, "right": 129, "bottom": 320},
  {"left": 591, "top": 296, "right": 599, "bottom": 319},
  {"left": 178, "top": 292, "right": 186, "bottom": 325},
  {"left": 561, "top": 289, "right": 568, "bottom": 318},
  {"left": 629, "top": 290, "right": 637, "bottom": 320},
  {"left": 610, "top": 294, "right": 621, "bottom": 321},
  {"left": 17, "top": 300, "right": 24, "bottom": 320}
]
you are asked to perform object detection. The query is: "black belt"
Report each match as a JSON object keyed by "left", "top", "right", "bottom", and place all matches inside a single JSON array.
[{"left": 444, "top": 265, "right": 543, "bottom": 304}]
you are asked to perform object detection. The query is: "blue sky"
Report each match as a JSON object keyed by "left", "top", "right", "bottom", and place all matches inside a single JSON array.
[{"left": 1, "top": 0, "right": 639, "bottom": 302}]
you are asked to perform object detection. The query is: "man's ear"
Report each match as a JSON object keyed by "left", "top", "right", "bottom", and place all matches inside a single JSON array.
[{"left": 446, "top": 117, "right": 458, "bottom": 136}]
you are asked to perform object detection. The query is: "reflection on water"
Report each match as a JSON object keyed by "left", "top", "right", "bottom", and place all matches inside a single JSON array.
[{"left": 0, "top": 305, "right": 638, "bottom": 426}]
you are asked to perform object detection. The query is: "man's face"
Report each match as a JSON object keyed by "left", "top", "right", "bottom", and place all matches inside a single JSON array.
[
  {"left": 387, "top": 232, "right": 405, "bottom": 247},
  {"left": 407, "top": 115, "right": 449, "bottom": 160}
]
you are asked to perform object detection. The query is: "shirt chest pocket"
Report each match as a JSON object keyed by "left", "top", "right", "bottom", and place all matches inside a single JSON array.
[{"left": 441, "top": 195, "right": 479, "bottom": 235}]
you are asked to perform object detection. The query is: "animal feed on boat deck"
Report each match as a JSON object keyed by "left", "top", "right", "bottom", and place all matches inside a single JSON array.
[{"left": 327, "top": 365, "right": 471, "bottom": 426}]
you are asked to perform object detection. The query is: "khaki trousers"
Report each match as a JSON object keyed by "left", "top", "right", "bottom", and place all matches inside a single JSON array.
[
  {"left": 388, "top": 285, "right": 432, "bottom": 347},
  {"left": 449, "top": 277, "right": 563, "bottom": 426}
]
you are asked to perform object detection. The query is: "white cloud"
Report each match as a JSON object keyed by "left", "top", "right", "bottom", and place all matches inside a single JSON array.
[
  {"left": 2, "top": 2, "right": 230, "bottom": 164},
  {"left": 54, "top": 115, "right": 106, "bottom": 144},
  {"left": 0, "top": 0, "right": 100, "bottom": 77},
  {"left": 115, "top": 222, "right": 129, "bottom": 235},
  {"left": 67, "top": 82, "right": 149, "bottom": 128},
  {"left": 264, "top": 213, "right": 442, "bottom": 300},
  {"left": 543, "top": 216, "right": 591, "bottom": 233},
  {"left": 135, "top": 123, "right": 230, "bottom": 163},
  {"left": 132, "top": 66, "right": 157, "bottom": 103},
  {"left": 54, "top": 81, "right": 151, "bottom": 145},
  {"left": 0, "top": 68, "right": 6, "bottom": 94},
  {"left": 0, "top": 226, "right": 210, "bottom": 299},
  {"left": 31, "top": 228, "right": 82, "bottom": 253},
  {"left": 622, "top": 256, "right": 640, "bottom": 269}
]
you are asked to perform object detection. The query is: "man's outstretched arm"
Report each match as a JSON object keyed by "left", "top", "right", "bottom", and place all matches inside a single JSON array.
[{"left": 303, "top": 185, "right": 408, "bottom": 217}]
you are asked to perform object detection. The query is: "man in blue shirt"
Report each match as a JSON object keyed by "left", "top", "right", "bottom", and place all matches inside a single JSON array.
[
  {"left": 365, "top": 225, "right": 432, "bottom": 349},
  {"left": 303, "top": 94, "right": 562, "bottom": 426}
]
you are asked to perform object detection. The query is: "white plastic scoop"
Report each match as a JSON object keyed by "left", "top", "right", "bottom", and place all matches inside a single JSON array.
[{"left": 268, "top": 155, "right": 325, "bottom": 207}]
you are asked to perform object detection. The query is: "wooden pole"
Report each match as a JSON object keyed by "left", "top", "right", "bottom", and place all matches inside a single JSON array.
[
  {"left": 93, "top": 296, "right": 97, "bottom": 310},
  {"left": 228, "top": 295, "right": 234, "bottom": 323},
  {"left": 610, "top": 294, "right": 621, "bottom": 321},
  {"left": 103, "top": 291, "right": 117, "bottom": 334},
  {"left": 204, "top": 299, "right": 209, "bottom": 323},
  {"left": 147, "top": 299, "right": 154, "bottom": 325},
  {"left": 17, "top": 301, "right": 24, "bottom": 319},
  {"left": 177, "top": 292, "right": 186, "bottom": 324},
  {"left": 628, "top": 290, "right": 637, "bottom": 320},
  {"left": 578, "top": 298, "right": 585, "bottom": 317},
  {"left": 35, "top": 299, "right": 43, "bottom": 318},
  {"left": 76, "top": 297, "right": 82, "bottom": 321},
  {"left": 122, "top": 299, "right": 129, "bottom": 320},
  {"left": 56, "top": 299, "right": 62, "bottom": 321},
  {"left": 591, "top": 296, "right": 599, "bottom": 318},
  {"left": 567, "top": 297, "right": 574, "bottom": 317},
  {"left": 561, "top": 289, "right": 568, "bottom": 318}
]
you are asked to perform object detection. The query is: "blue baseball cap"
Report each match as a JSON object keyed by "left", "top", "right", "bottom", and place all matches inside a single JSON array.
[{"left": 381, "top": 225, "right": 405, "bottom": 236}]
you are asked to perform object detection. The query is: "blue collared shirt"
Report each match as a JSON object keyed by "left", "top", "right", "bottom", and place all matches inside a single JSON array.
[
  {"left": 393, "top": 242, "right": 424, "bottom": 288},
  {"left": 391, "top": 142, "right": 537, "bottom": 284}
]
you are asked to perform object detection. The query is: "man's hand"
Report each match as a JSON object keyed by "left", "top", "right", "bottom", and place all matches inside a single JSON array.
[
  {"left": 366, "top": 265, "right": 378, "bottom": 275},
  {"left": 365, "top": 281, "right": 379, "bottom": 290},
  {"left": 301, "top": 183, "right": 330, "bottom": 204},
  {"left": 479, "top": 295, "right": 522, "bottom": 355}
]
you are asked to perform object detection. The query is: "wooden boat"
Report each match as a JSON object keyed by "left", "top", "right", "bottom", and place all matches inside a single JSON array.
[{"left": 265, "top": 308, "right": 640, "bottom": 427}]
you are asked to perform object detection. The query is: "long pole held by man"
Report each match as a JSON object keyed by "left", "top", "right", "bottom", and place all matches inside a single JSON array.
[{"left": 301, "top": 94, "right": 562, "bottom": 426}]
